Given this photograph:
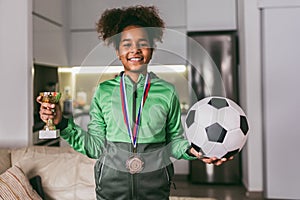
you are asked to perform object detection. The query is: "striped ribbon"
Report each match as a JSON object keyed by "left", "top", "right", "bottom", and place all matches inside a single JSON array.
[{"left": 120, "top": 73, "right": 151, "bottom": 148}]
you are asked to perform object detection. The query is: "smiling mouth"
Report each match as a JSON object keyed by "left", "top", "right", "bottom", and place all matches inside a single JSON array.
[{"left": 128, "top": 57, "right": 143, "bottom": 61}]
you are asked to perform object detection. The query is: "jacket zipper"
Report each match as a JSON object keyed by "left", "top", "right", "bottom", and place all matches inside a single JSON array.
[
  {"left": 131, "top": 83, "right": 137, "bottom": 200},
  {"left": 165, "top": 167, "right": 170, "bottom": 182},
  {"left": 98, "top": 157, "right": 105, "bottom": 186},
  {"left": 165, "top": 166, "right": 176, "bottom": 190}
]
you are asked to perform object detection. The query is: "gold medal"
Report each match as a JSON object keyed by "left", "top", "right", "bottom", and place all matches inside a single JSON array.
[{"left": 126, "top": 155, "right": 144, "bottom": 174}]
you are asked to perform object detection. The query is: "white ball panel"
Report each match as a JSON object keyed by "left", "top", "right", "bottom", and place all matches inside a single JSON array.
[
  {"left": 185, "top": 122, "right": 199, "bottom": 144},
  {"left": 192, "top": 126, "right": 208, "bottom": 148},
  {"left": 205, "top": 142, "right": 227, "bottom": 159},
  {"left": 217, "top": 107, "right": 240, "bottom": 131},
  {"left": 223, "top": 129, "right": 246, "bottom": 151},
  {"left": 196, "top": 104, "right": 218, "bottom": 128},
  {"left": 201, "top": 142, "right": 213, "bottom": 157}
]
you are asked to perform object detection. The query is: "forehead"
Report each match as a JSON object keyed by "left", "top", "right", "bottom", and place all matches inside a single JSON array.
[{"left": 120, "top": 26, "right": 149, "bottom": 41}]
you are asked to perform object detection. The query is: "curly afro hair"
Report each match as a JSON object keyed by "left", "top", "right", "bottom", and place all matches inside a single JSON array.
[{"left": 96, "top": 5, "right": 165, "bottom": 49}]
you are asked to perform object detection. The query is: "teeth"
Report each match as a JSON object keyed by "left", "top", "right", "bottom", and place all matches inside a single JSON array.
[{"left": 129, "top": 58, "right": 142, "bottom": 61}]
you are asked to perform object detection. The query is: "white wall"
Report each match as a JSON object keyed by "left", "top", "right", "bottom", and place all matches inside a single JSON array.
[
  {"left": 0, "top": 0, "right": 33, "bottom": 147},
  {"left": 237, "top": 0, "right": 263, "bottom": 192},
  {"left": 259, "top": 1, "right": 300, "bottom": 199}
]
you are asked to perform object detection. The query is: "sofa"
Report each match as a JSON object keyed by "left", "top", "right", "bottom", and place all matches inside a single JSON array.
[{"left": 0, "top": 146, "right": 96, "bottom": 200}]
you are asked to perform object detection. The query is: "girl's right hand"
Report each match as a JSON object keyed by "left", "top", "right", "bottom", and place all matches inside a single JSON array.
[{"left": 36, "top": 96, "right": 63, "bottom": 125}]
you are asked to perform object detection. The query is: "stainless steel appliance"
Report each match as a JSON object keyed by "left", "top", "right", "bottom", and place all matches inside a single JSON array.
[{"left": 187, "top": 31, "right": 241, "bottom": 184}]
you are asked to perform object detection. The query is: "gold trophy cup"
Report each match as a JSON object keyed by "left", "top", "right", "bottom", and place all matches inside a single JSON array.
[{"left": 39, "top": 92, "right": 61, "bottom": 139}]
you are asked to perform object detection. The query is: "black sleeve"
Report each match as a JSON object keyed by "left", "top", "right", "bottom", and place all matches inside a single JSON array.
[
  {"left": 185, "top": 146, "right": 196, "bottom": 157},
  {"left": 56, "top": 116, "right": 69, "bottom": 130}
]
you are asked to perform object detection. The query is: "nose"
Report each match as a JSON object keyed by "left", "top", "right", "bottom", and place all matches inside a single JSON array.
[{"left": 130, "top": 43, "right": 141, "bottom": 53}]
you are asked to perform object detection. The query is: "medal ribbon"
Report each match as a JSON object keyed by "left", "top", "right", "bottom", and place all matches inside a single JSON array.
[{"left": 120, "top": 73, "right": 151, "bottom": 148}]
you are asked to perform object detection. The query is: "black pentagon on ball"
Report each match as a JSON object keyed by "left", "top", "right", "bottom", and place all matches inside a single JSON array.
[
  {"left": 208, "top": 97, "right": 229, "bottom": 109},
  {"left": 222, "top": 149, "right": 239, "bottom": 159},
  {"left": 186, "top": 110, "right": 196, "bottom": 128},
  {"left": 240, "top": 116, "right": 249, "bottom": 135},
  {"left": 205, "top": 123, "right": 227, "bottom": 143}
]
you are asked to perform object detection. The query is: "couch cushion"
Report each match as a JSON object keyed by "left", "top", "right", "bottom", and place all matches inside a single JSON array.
[
  {"left": 0, "top": 165, "right": 42, "bottom": 200},
  {"left": 11, "top": 146, "right": 75, "bottom": 165},
  {"left": 11, "top": 146, "right": 97, "bottom": 200},
  {"left": 0, "top": 149, "right": 11, "bottom": 174}
]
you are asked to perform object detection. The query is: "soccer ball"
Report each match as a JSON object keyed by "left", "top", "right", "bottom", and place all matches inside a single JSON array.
[{"left": 184, "top": 96, "right": 249, "bottom": 159}]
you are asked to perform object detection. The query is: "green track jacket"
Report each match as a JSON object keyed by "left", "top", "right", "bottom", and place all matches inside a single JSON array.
[
  {"left": 61, "top": 72, "right": 195, "bottom": 161},
  {"left": 60, "top": 72, "right": 196, "bottom": 199}
]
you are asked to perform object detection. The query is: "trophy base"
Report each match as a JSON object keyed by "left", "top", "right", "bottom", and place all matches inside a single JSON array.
[{"left": 39, "top": 129, "right": 60, "bottom": 139}]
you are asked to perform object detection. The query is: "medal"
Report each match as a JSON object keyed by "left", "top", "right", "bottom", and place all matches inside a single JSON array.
[
  {"left": 126, "top": 155, "right": 144, "bottom": 174},
  {"left": 120, "top": 73, "right": 151, "bottom": 173}
]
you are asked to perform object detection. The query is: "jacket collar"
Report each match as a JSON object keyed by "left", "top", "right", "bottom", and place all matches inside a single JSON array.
[{"left": 119, "top": 71, "right": 159, "bottom": 85}]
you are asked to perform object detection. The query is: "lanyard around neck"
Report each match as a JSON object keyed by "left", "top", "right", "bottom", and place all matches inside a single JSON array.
[{"left": 120, "top": 73, "right": 151, "bottom": 148}]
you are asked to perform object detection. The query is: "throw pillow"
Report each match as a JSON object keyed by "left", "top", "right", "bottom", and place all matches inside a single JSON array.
[{"left": 0, "top": 165, "right": 42, "bottom": 200}]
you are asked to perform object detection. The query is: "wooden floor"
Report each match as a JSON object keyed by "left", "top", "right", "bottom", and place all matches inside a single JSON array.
[{"left": 170, "top": 175, "right": 264, "bottom": 200}]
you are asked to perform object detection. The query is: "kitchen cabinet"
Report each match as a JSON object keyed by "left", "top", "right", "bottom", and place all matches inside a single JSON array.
[
  {"left": 187, "top": 0, "right": 237, "bottom": 31},
  {"left": 32, "top": 0, "right": 68, "bottom": 66},
  {"left": 33, "top": 16, "right": 68, "bottom": 66}
]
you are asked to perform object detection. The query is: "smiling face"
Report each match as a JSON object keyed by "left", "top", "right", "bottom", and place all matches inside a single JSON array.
[{"left": 116, "top": 26, "right": 153, "bottom": 77}]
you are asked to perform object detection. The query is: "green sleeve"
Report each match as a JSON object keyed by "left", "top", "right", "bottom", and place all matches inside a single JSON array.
[
  {"left": 166, "top": 90, "right": 197, "bottom": 161},
  {"left": 60, "top": 86, "right": 106, "bottom": 159}
]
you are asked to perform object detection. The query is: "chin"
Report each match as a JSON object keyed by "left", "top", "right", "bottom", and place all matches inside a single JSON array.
[
  {"left": 129, "top": 69, "right": 144, "bottom": 72},
  {"left": 126, "top": 65, "right": 148, "bottom": 73}
]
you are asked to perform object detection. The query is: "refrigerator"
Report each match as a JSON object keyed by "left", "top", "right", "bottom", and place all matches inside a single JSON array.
[{"left": 187, "top": 31, "right": 241, "bottom": 184}]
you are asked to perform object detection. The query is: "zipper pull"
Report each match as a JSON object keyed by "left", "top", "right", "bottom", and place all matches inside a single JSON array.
[
  {"left": 133, "top": 83, "right": 137, "bottom": 99},
  {"left": 170, "top": 181, "right": 177, "bottom": 190}
]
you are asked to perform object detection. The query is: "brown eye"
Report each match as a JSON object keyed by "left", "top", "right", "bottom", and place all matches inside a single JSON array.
[
  {"left": 139, "top": 42, "right": 149, "bottom": 48},
  {"left": 123, "top": 43, "right": 131, "bottom": 47}
]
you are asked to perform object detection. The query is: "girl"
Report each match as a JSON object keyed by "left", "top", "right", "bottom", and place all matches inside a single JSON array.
[{"left": 38, "top": 5, "right": 230, "bottom": 200}]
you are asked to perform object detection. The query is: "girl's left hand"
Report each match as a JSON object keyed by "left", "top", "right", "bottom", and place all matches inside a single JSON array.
[
  {"left": 189, "top": 147, "right": 234, "bottom": 166},
  {"left": 201, "top": 156, "right": 234, "bottom": 166}
]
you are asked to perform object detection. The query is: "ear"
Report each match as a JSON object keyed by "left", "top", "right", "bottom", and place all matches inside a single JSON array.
[
  {"left": 149, "top": 48, "right": 154, "bottom": 60},
  {"left": 116, "top": 49, "right": 121, "bottom": 60}
]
